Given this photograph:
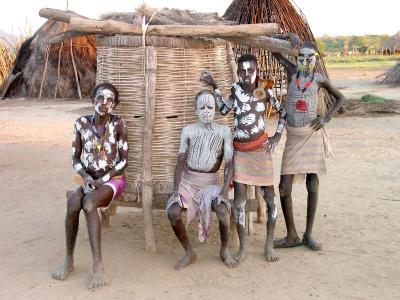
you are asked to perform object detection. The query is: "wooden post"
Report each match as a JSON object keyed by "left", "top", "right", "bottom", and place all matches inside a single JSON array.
[
  {"left": 141, "top": 46, "right": 157, "bottom": 252},
  {"left": 226, "top": 42, "right": 239, "bottom": 83}
]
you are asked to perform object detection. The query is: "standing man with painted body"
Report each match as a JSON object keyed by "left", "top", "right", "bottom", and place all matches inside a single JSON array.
[
  {"left": 167, "top": 90, "right": 237, "bottom": 270},
  {"left": 52, "top": 83, "right": 128, "bottom": 289},
  {"left": 272, "top": 37, "right": 344, "bottom": 250},
  {"left": 201, "top": 54, "right": 286, "bottom": 264}
]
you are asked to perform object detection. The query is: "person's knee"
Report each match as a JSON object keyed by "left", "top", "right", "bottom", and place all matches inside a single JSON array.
[
  {"left": 215, "top": 203, "right": 230, "bottom": 224},
  {"left": 279, "top": 181, "right": 291, "bottom": 199},
  {"left": 67, "top": 192, "right": 82, "bottom": 214},
  {"left": 306, "top": 175, "right": 319, "bottom": 193},
  {"left": 167, "top": 206, "right": 181, "bottom": 225},
  {"left": 82, "top": 194, "right": 96, "bottom": 213},
  {"left": 262, "top": 186, "right": 275, "bottom": 203}
]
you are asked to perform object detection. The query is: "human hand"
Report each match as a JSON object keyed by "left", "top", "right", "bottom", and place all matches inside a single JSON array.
[
  {"left": 83, "top": 176, "right": 95, "bottom": 194},
  {"left": 94, "top": 179, "right": 103, "bottom": 189},
  {"left": 200, "top": 70, "right": 217, "bottom": 89},
  {"left": 310, "top": 116, "right": 328, "bottom": 131},
  {"left": 263, "top": 134, "right": 281, "bottom": 153},
  {"left": 285, "top": 32, "right": 302, "bottom": 50}
]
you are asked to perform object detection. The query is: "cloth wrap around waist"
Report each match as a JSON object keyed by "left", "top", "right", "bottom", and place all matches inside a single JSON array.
[
  {"left": 166, "top": 167, "right": 230, "bottom": 242},
  {"left": 281, "top": 126, "right": 333, "bottom": 183}
]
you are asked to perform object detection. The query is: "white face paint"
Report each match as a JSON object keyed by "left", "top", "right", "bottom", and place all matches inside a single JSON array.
[
  {"left": 238, "top": 61, "right": 257, "bottom": 85},
  {"left": 196, "top": 93, "right": 215, "bottom": 125},
  {"left": 94, "top": 88, "right": 116, "bottom": 116},
  {"left": 296, "top": 47, "right": 317, "bottom": 73}
]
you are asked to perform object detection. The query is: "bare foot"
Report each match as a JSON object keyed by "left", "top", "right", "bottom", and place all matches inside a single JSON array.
[
  {"left": 174, "top": 252, "right": 197, "bottom": 270},
  {"left": 302, "top": 235, "right": 322, "bottom": 251},
  {"left": 265, "top": 245, "right": 279, "bottom": 262},
  {"left": 51, "top": 262, "right": 73, "bottom": 281},
  {"left": 273, "top": 236, "right": 302, "bottom": 248},
  {"left": 86, "top": 272, "right": 111, "bottom": 289},
  {"left": 233, "top": 249, "right": 246, "bottom": 265},
  {"left": 220, "top": 248, "right": 238, "bottom": 268}
]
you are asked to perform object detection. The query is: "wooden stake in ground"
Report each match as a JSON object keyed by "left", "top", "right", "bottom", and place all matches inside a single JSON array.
[
  {"left": 69, "top": 40, "right": 82, "bottom": 100},
  {"left": 39, "top": 46, "right": 50, "bottom": 100},
  {"left": 141, "top": 46, "right": 157, "bottom": 252}
]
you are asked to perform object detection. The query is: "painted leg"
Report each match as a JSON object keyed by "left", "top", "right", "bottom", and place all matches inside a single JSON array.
[
  {"left": 167, "top": 203, "right": 197, "bottom": 270},
  {"left": 255, "top": 186, "right": 266, "bottom": 223},
  {"left": 302, "top": 173, "right": 322, "bottom": 251},
  {"left": 262, "top": 186, "right": 279, "bottom": 262},
  {"left": 233, "top": 181, "right": 247, "bottom": 264},
  {"left": 82, "top": 186, "right": 113, "bottom": 289},
  {"left": 212, "top": 199, "right": 238, "bottom": 268},
  {"left": 274, "top": 175, "right": 302, "bottom": 248},
  {"left": 52, "top": 188, "right": 83, "bottom": 281}
]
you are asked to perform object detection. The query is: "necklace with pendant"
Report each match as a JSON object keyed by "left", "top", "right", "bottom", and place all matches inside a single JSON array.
[
  {"left": 92, "top": 115, "right": 110, "bottom": 156},
  {"left": 294, "top": 71, "right": 314, "bottom": 112}
]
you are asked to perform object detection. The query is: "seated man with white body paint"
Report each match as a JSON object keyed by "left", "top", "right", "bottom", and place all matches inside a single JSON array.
[
  {"left": 52, "top": 83, "right": 128, "bottom": 289},
  {"left": 167, "top": 90, "right": 237, "bottom": 270}
]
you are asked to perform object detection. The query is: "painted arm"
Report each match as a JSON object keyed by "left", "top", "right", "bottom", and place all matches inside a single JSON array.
[
  {"left": 221, "top": 128, "right": 234, "bottom": 198},
  {"left": 200, "top": 72, "right": 234, "bottom": 115},
  {"left": 271, "top": 33, "right": 300, "bottom": 76},
  {"left": 93, "top": 118, "right": 129, "bottom": 187},
  {"left": 310, "top": 79, "right": 345, "bottom": 130},
  {"left": 72, "top": 120, "right": 95, "bottom": 192},
  {"left": 170, "top": 127, "right": 189, "bottom": 199},
  {"left": 263, "top": 89, "right": 287, "bottom": 153}
]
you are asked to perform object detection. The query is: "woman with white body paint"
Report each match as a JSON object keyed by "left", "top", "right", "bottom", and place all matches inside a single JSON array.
[
  {"left": 201, "top": 53, "right": 289, "bottom": 265},
  {"left": 166, "top": 90, "right": 237, "bottom": 270},
  {"left": 52, "top": 83, "right": 128, "bottom": 289}
]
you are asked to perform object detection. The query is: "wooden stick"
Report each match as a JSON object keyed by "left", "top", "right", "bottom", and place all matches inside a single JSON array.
[
  {"left": 225, "top": 36, "right": 297, "bottom": 56},
  {"left": 39, "top": 46, "right": 50, "bottom": 100},
  {"left": 226, "top": 42, "right": 239, "bottom": 82},
  {"left": 53, "top": 41, "right": 64, "bottom": 99},
  {"left": 68, "top": 16, "right": 279, "bottom": 37},
  {"left": 141, "top": 46, "right": 157, "bottom": 253},
  {"left": 69, "top": 40, "right": 82, "bottom": 100},
  {"left": 39, "top": 8, "right": 86, "bottom": 23}
]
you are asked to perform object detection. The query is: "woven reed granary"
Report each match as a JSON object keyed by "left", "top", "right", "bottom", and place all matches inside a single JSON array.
[{"left": 96, "top": 34, "right": 235, "bottom": 207}]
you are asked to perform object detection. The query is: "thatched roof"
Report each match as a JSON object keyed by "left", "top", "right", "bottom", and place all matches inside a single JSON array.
[
  {"left": 223, "top": 0, "right": 334, "bottom": 113},
  {"left": 379, "top": 60, "right": 400, "bottom": 85},
  {"left": 2, "top": 11, "right": 96, "bottom": 99},
  {"left": 382, "top": 31, "right": 400, "bottom": 53}
]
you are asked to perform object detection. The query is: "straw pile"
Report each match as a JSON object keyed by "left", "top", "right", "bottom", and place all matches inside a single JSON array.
[{"left": 379, "top": 60, "right": 400, "bottom": 85}]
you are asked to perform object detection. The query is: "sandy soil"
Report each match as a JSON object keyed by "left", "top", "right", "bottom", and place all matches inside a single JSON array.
[
  {"left": 1, "top": 68, "right": 399, "bottom": 299},
  {"left": 328, "top": 67, "right": 400, "bottom": 100}
]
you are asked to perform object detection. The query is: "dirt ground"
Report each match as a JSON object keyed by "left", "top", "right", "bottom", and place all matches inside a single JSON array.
[{"left": 0, "top": 67, "right": 399, "bottom": 299}]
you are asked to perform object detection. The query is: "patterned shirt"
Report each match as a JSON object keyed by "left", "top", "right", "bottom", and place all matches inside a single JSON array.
[
  {"left": 72, "top": 114, "right": 128, "bottom": 179},
  {"left": 286, "top": 72, "right": 326, "bottom": 127},
  {"left": 214, "top": 83, "right": 286, "bottom": 141}
]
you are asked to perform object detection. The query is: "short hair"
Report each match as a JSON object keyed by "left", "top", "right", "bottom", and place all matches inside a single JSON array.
[
  {"left": 301, "top": 41, "right": 318, "bottom": 52},
  {"left": 195, "top": 90, "right": 215, "bottom": 108},
  {"left": 237, "top": 53, "right": 258, "bottom": 66},
  {"left": 91, "top": 82, "right": 120, "bottom": 105}
]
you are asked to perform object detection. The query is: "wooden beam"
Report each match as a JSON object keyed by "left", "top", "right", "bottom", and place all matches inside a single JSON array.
[
  {"left": 68, "top": 16, "right": 279, "bottom": 37},
  {"left": 141, "top": 46, "right": 157, "bottom": 253},
  {"left": 225, "top": 36, "right": 297, "bottom": 56},
  {"left": 39, "top": 8, "right": 87, "bottom": 23}
]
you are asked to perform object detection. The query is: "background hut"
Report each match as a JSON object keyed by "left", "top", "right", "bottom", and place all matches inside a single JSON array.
[
  {"left": 224, "top": 0, "right": 334, "bottom": 114},
  {"left": 1, "top": 12, "right": 96, "bottom": 100},
  {"left": 381, "top": 31, "right": 400, "bottom": 55}
]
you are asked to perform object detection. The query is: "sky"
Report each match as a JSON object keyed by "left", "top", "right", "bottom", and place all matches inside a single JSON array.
[{"left": 0, "top": 0, "right": 398, "bottom": 38}]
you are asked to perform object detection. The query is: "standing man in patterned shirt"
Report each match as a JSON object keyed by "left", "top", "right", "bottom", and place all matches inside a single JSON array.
[
  {"left": 271, "top": 36, "right": 344, "bottom": 251},
  {"left": 201, "top": 53, "right": 286, "bottom": 264},
  {"left": 52, "top": 83, "right": 128, "bottom": 289}
]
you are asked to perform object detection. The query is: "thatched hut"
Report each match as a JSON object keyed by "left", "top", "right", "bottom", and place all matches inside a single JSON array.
[
  {"left": 224, "top": 0, "right": 333, "bottom": 113},
  {"left": 379, "top": 60, "right": 400, "bottom": 85},
  {"left": 382, "top": 31, "right": 400, "bottom": 55},
  {"left": 1, "top": 12, "right": 96, "bottom": 99}
]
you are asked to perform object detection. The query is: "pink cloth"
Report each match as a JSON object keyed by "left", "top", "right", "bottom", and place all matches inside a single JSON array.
[
  {"left": 104, "top": 175, "right": 126, "bottom": 200},
  {"left": 166, "top": 168, "right": 229, "bottom": 242}
]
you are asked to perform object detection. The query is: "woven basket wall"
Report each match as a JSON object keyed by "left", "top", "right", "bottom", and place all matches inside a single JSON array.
[{"left": 96, "top": 35, "right": 234, "bottom": 201}]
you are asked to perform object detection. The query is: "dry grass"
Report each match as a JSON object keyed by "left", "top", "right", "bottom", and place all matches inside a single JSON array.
[{"left": 0, "top": 40, "right": 16, "bottom": 86}]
